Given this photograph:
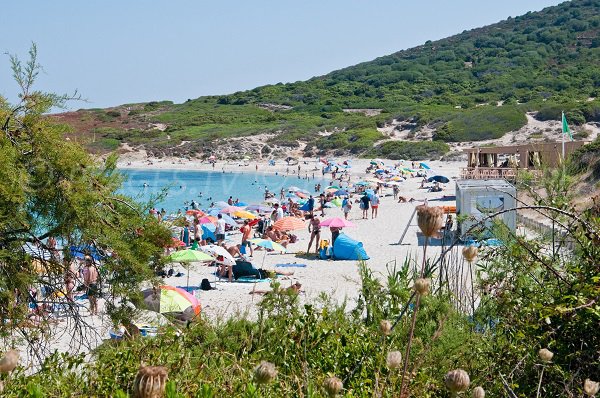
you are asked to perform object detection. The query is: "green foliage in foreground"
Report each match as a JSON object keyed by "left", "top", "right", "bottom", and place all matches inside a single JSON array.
[{"left": 0, "top": 45, "right": 171, "bottom": 335}]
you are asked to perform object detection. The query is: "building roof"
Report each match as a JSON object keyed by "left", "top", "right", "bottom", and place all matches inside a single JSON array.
[
  {"left": 462, "top": 141, "right": 585, "bottom": 155},
  {"left": 456, "top": 179, "right": 515, "bottom": 190}
]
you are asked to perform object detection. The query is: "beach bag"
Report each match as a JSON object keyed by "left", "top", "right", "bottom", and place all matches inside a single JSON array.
[
  {"left": 200, "top": 278, "right": 214, "bottom": 291},
  {"left": 319, "top": 247, "right": 328, "bottom": 260}
]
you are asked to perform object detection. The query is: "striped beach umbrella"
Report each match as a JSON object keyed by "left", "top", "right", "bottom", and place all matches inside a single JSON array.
[{"left": 273, "top": 217, "right": 305, "bottom": 231}]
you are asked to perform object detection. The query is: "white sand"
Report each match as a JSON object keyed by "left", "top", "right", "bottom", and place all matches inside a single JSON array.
[{"left": 154, "top": 159, "right": 463, "bottom": 320}]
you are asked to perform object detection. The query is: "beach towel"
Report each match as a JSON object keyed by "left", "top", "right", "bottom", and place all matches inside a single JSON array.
[
  {"left": 276, "top": 263, "right": 307, "bottom": 268},
  {"left": 213, "top": 272, "right": 272, "bottom": 283}
]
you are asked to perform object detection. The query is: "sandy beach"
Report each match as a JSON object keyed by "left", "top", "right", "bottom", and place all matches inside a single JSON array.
[
  {"left": 16, "top": 157, "right": 464, "bottom": 369},
  {"left": 131, "top": 157, "right": 465, "bottom": 320}
]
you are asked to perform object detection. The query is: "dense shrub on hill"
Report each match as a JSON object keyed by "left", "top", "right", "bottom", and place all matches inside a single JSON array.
[
  {"left": 367, "top": 140, "right": 449, "bottom": 160},
  {"left": 433, "top": 106, "right": 527, "bottom": 142}
]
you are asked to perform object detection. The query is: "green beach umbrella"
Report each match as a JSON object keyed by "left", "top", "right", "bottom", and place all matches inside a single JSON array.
[{"left": 168, "top": 249, "right": 214, "bottom": 263}]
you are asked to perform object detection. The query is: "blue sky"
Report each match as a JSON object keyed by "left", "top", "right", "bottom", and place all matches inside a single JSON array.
[{"left": 1, "top": 0, "right": 562, "bottom": 109}]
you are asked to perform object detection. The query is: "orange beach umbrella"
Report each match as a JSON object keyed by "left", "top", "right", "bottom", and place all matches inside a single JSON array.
[{"left": 273, "top": 217, "right": 305, "bottom": 231}]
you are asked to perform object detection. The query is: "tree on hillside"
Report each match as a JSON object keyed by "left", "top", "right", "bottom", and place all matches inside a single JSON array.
[{"left": 0, "top": 45, "right": 171, "bottom": 360}]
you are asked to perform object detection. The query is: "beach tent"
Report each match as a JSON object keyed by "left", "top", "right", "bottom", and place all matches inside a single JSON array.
[
  {"left": 332, "top": 234, "right": 369, "bottom": 261},
  {"left": 201, "top": 225, "right": 216, "bottom": 241}
]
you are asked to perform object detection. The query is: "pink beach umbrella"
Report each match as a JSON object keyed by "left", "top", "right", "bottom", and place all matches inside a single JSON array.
[{"left": 319, "top": 217, "right": 356, "bottom": 228}]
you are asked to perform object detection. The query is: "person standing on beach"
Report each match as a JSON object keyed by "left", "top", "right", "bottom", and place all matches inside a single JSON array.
[
  {"left": 280, "top": 188, "right": 285, "bottom": 200},
  {"left": 215, "top": 214, "right": 226, "bottom": 243},
  {"left": 273, "top": 203, "right": 284, "bottom": 221},
  {"left": 82, "top": 256, "right": 99, "bottom": 316},
  {"left": 360, "top": 193, "right": 370, "bottom": 219},
  {"left": 342, "top": 196, "right": 352, "bottom": 220},
  {"left": 370, "top": 193, "right": 380, "bottom": 219},
  {"left": 319, "top": 193, "right": 326, "bottom": 217},
  {"left": 307, "top": 215, "right": 321, "bottom": 254},
  {"left": 240, "top": 220, "right": 254, "bottom": 257},
  {"left": 307, "top": 195, "right": 315, "bottom": 217}
]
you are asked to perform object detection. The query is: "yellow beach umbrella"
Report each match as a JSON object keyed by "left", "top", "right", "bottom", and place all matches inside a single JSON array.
[{"left": 233, "top": 210, "right": 258, "bottom": 219}]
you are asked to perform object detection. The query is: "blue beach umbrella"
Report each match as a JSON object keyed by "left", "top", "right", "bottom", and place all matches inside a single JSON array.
[
  {"left": 201, "top": 225, "right": 216, "bottom": 241},
  {"left": 235, "top": 202, "right": 247, "bottom": 207},
  {"left": 420, "top": 162, "right": 431, "bottom": 170},
  {"left": 334, "top": 189, "right": 349, "bottom": 196},
  {"left": 428, "top": 175, "right": 450, "bottom": 184}
]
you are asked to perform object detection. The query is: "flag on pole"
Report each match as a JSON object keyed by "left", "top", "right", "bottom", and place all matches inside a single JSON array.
[{"left": 562, "top": 112, "right": 573, "bottom": 141}]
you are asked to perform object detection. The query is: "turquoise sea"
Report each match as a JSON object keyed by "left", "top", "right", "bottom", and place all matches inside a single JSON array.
[{"left": 119, "top": 169, "right": 326, "bottom": 213}]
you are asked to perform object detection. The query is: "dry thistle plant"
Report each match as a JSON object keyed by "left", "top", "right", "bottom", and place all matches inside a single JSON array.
[
  {"left": 253, "top": 361, "right": 278, "bottom": 385},
  {"left": 462, "top": 246, "right": 478, "bottom": 263},
  {"left": 386, "top": 351, "right": 402, "bottom": 370},
  {"left": 414, "top": 277, "right": 431, "bottom": 296},
  {"left": 584, "top": 379, "right": 599, "bottom": 397},
  {"left": 472, "top": 386, "right": 485, "bottom": 398},
  {"left": 133, "top": 365, "right": 168, "bottom": 398},
  {"left": 379, "top": 319, "right": 392, "bottom": 336},
  {"left": 417, "top": 205, "right": 444, "bottom": 239},
  {"left": 444, "top": 369, "right": 470, "bottom": 395},
  {"left": 0, "top": 350, "right": 19, "bottom": 375},
  {"left": 538, "top": 348, "right": 554, "bottom": 363},
  {"left": 323, "top": 376, "right": 343, "bottom": 397}
]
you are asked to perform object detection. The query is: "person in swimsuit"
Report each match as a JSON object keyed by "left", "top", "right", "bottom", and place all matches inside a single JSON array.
[{"left": 307, "top": 215, "right": 321, "bottom": 254}]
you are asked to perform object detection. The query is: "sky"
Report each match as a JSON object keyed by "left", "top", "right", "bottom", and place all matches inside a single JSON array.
[{"left": 1, "top": 0, "right": 563, "bottom": 109}]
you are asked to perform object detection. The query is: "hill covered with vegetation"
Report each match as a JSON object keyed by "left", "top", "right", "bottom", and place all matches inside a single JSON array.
[{"left": 57, "top": 0, "right": 600, "bottom": 160}]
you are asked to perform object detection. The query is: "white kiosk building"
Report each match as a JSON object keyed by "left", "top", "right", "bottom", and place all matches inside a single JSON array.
[{"left": 456, "top": 179, "right": 517, "bottom": 238}]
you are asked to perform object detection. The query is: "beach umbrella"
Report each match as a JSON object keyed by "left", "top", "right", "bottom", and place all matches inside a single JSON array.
[
  {"left": 365, "top": 189, "right": 375, "bottom": 195},
  {"left": 200, "top": 244, "right": 235, "bottom": 266},
  {"left": 246, "top": 204, "right": 273, "bottom": 213},
  {"left": 201, "top": 225, "right": 216, "bottom": 242},
  {"left": 334, "top": 189, "right": 349, "bottom": 196},
  {"left": 142, "top": 286, "right": 200, "bottom": 316},
  {"left": 197, "top": 216, "right": 217, "bottom": 224},
  {"left": 167, "top": 238, "right": 186, "bottom": 248},
  {"left": 287, "top": 186, "right": 301, "bottom": 192},
  {"left": 249, "top": 238, "right": 287, "bottom": 253},
  {"left": 428, "top": 175, "right": 450, "bottom": 183},
  {"left": 234, "top": 202, "right": 247, "bottom": 207},
  {"left": 366, "top": 178, "right": 383, "bottom": 184},
  {"left": 326, "top": 185, "right": 340, "bottom": 190},
  {"left": 233, "top": 210, "right": 258, "bottom": 219},
  {"left": 370, "top": 160, "right": 378, "bottom": 165},
  {"left": 70, "top": 245, "right": 103, "bottom": 261},
  {"left": 402, "top": 167, "right": 416, "bottom": 173},
  {"left": 386, "top": 181, "right": 402, "bottom": 186},
  {"left": 273, "top": 217, "right": 305, "bottom": 231},
  {"left": 419, "top": 162, "right": 431, "bottom": 170},
  {"left": 354, "top": 181, "right": 371, "bottom": 187},
  {"left": 206, "top": 210, "right": 237, "bottom": 226},
  {"left": 319, "top": 217, "right": 356, "bottom": 228},
  {"left": 214, "top": 201, "right": 230, "bottom": 208},
  {"left": 375, "top": 169, "right": 385, "bottom": 174},
  {"left": 390, "top": 176, "right": 405, "bottom": 181},
  {"left": 219, "top": 206, "right": 241, "bottom": 214},
  {"left": 168, "top": 249, "right": 214, "bottom": 263},
  {"left": 186, "top": 209, "right": 205, "bottom": 216},
  {"left": 295, "top": 192, "right": 308, "bottom": 199},
  {"left": 330, "top": 198, "right": 343, "bottom": 207}
]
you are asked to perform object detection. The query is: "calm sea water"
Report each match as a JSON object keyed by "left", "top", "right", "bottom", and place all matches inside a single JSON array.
[{"left": 119, "top": 168, "right": 325, "bottom": 213}]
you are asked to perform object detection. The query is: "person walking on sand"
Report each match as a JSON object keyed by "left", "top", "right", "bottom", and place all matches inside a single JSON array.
[
  {"left": 319, "top": 193, "right": 326, "bottom": 217},
  {"left": 370, "top": 193, "right": 380, "bottom": 219},
  {"left": 307, "top": 195, "right": 315, "bottom": 217},
  {"left": 215, "top": 214, "right": 226, "bottom": 244},
  {"left": 240, "top": 219, "right": 254, "bottom": 257},
  {"left": 82, "top": 256, "right": 99, "bottom": 316},
  {"left": 307, "top": 215, "right": 321, "bottom": 254},
  {"left": 342, "top": 196, "right": 352, "bottom": 220},
  {"left": 360, "top": 193, "right": 370, "bottom": 219}
]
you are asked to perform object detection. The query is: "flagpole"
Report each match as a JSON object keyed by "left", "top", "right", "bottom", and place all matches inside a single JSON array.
[{"left": 561, "top": 111, "right": 565, "bottom": 161}]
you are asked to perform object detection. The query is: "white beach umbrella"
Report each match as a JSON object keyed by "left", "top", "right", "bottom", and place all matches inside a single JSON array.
[{"left": 200, "top": 245, "right": 235, "bottom": 266}]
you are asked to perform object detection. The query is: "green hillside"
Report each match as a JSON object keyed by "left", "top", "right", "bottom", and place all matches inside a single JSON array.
[{"left": 60, "top": 0, "right": 600, "bottom": 159}]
